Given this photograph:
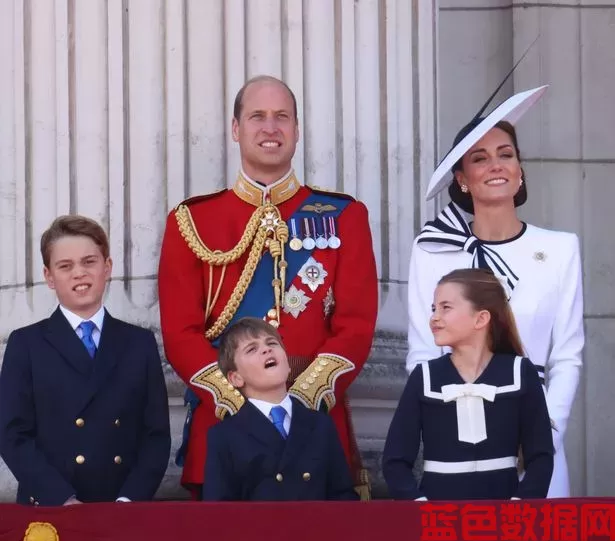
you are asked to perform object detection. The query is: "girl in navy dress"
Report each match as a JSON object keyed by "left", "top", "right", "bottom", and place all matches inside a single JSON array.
[{"left": 384, "top": 268, "right": 553, "bottom": 500}]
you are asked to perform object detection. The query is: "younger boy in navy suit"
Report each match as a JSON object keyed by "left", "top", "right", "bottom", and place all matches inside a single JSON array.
[
  {"left": 0, "top": 215, "right": 171, "bottom": 506},
  {"left": 202, "top": 317, "right": 359, "bottom": 501}
]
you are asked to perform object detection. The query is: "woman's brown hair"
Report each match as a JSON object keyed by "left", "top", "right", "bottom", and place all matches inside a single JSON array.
[{"left": 438, "top": 268, "right": 525, "bottom": 356}]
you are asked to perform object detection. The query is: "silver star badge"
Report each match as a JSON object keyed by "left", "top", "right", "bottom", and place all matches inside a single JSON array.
[
  {"left": 283, "top": 285, "right": 311, "bottom": 318},
  {"left": 298, "top": 257, "right": 328, "bottom": 292}
]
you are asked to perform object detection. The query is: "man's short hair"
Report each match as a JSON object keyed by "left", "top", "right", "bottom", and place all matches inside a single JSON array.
[
  {"left": 40, "top": 215, "right": 110, "bottom": 267},
  {"left": 232, "top": 75, "right": 298, "bottom": 122},
  {"left": 218, "top": 317, "right": 284, "bottom": 377}
]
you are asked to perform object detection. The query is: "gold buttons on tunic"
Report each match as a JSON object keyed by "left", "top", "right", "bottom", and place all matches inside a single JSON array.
[
  {"left": 75, "top": 418, "right": 85, "bottom": 427},
  {"left": 114, "top": 419, "right": 121, "bottom": 427},
  {"left": 114, "top": 456, "right": 122, "bottom": 464},
  {"left": 267, "top": 308, "right": 277, "bottom": 319},
  {"left": 302, "top": 472, "right": 311, "bottom": 481},
  {"left": 275, "top": 473, "right": 283, "bottom": 482},
  {"left": 75, "top": 455, "right": 85, "bottom": 465}
]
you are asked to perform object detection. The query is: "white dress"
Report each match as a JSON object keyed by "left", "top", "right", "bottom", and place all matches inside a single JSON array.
[{"left": 406, "top": 209, "right": 584, "bottom": 498}]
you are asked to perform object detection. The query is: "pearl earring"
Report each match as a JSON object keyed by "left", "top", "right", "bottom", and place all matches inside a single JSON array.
[
  {"left": 461, "top": 184, "right": 469, "bottom": 194},
  {"left": 519, "top": 177, "right": 524, "bottom": 186}
]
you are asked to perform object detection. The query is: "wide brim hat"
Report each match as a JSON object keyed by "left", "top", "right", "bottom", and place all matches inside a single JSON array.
[{"left": 426, "top": 85, "right": 548, "bottom": 201}]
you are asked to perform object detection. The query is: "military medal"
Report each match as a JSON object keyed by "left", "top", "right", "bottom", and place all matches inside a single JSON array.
[
  {"left": 283, "top": 285, "right": 311, "bottom": 318},
  {"left": 315, "top": 217, "right": 328, "bottom": 249},
  {"left": 289, "top": 219, "right": 303, "bottom": 251},
  {"left": 302, "top": 217, "right": 316, "bottom": 250},
  {"left": 298, "top": 256, "right": 328, "bottom": 292},
  {"left": 327, "top": 216, "right": 341, "bottom": 249}
]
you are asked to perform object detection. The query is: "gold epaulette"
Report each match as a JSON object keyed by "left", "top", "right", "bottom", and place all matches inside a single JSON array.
[
  {"left": 190, "top": 362, "right": 245, "bottom": 419},
  {"left": 309, "top": 185, "right": 356, "bottom": 202},
  {"left": 288, "top": 354, "right": 355, "bottom": 411},
  {"left": 173, "top": 189, "right": 228, "bottom": 210}
]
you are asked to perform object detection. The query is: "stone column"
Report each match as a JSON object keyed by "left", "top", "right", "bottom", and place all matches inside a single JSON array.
[{"left": 0, "top": 0, "right": 438, "bottom": 500}]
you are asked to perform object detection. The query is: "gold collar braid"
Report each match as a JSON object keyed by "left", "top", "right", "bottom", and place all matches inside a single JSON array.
[{"left": 175, "top": 203, "right": 289, "bottom": 340}]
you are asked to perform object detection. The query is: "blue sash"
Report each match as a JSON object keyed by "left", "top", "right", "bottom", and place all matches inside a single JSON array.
[
  {"left": 217, "top": 192, "right": 350, "bottom": 341},
  {"left": 176, "top": 192, "right": 351, "bottom": 467}
]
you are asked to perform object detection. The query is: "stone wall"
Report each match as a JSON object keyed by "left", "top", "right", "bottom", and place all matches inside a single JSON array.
[{"left": 0, "top": 0, "right": 437, "bottom": 500}]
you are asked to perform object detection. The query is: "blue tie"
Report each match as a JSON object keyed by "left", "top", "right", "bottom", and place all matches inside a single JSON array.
[
  {"left": 79, "top": 321, "right": 97, "bottom": 358},
  {"left": 270, "top": 406, "right": 288, "bottom": 439}
]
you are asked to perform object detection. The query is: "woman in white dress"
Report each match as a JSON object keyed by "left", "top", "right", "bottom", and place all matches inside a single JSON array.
[{"left": 406, "top": 86, "right": 584, "bottom": 498}]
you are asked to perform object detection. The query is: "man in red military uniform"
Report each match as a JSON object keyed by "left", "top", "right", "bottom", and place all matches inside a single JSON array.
[{"left": 158, "top": 75, "right": 378, "bottom": 498}]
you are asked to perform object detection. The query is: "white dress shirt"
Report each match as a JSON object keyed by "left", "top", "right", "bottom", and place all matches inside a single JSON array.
[
  {"left": 249, "top": 394, "right": 293, "bottom": 435},
  {"left": 59, "top": 304, "right": 105, "bottom": 347}
]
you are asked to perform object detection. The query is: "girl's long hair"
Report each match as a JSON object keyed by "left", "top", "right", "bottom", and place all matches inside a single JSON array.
[{"left": 438, "top": 268, "right": 525, "bottom": 356}]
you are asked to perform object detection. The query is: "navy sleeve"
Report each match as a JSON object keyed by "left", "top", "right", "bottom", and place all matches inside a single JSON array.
[
  {"left": 202, "top": 423, "right": 239, "bottom": 501},
  {"left": 516, "top": 357, "right": 554, "bottom": 498},
  {"left": 119, "top": 331, "right": 172, "bottom": 500},
  {"left": 0, "top": 330, "right": 76, "bottom": 505},
  {"left": 382, "top": 367, "right": 424, "bottom": 500}
]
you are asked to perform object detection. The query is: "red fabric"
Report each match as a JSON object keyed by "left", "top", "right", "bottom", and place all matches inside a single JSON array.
[
  {"left": 158, "top": 187, "right": 378, "bottom": 486},
  {"left": 2, "top": 499, "right": 615, "bottom": 541}
]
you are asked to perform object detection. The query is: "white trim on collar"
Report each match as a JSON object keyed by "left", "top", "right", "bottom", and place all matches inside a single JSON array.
[{"left": 421, "top": 355, "right": 523, "bottom": 400}]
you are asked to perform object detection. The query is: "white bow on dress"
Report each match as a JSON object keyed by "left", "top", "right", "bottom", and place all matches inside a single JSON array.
[{"left": 441, "top": 383, "right": 497, "bottom": 444}]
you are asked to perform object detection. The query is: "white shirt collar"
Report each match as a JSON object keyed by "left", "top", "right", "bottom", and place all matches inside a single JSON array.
[
  {"left": 240, "top": 168, "right": 293, "bottom": 194},
  {"left": 248, "top": 394, "right": 293, "bottom": 421},
  {"left": 59, "top": 304, "right": 106, "bottom": 332}
]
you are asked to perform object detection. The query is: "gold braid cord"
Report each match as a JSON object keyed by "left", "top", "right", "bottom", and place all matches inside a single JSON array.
[
  {"left": 190, "top": 362, "right": 245, "bottom": 419},
  {"left": 176, "top": 203, "right": 264, "bottom": 265},
  {"left": 288, "top": 354, "right": 355, "bottom": 411},
  {"left": 175, "top": 203, "right": 288, "bottom": 341}
]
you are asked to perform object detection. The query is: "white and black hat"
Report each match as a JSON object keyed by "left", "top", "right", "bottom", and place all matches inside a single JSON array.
[{"left": 426, "top": 44, "right": 548, "bottom": 213}]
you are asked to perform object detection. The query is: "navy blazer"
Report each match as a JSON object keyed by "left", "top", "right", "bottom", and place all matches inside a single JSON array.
[
  {"left": 202, "top": 398, "right": 358, "bottom": 501},
  {"left": 0, "top": 307, "right": 171, "bottom": 505}
]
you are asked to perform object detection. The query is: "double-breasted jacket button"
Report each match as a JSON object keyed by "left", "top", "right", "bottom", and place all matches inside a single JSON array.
[
  {"left": 114, "top": 419, "right": 121, "bottom": 427},
  {"left": 275, "top": 473, "right": 283, "bottom": 482},
  {"left": 302, "top": 472, "right": 311, "bottom": 481},
  {"left": 75, "top": 455, "right": 85, "bottom": 464},
  {"left": 114, "top": 456, "right": 122, "bottom": 465},
  {"left": 29, "top": 496, "right": 35, "bottom": 503},
  {"left": 75, "top": 418, "right": 85, "bottom": 427}
]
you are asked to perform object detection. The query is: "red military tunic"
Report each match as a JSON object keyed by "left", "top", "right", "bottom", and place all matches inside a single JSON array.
[{"left": 158, "top": 171, "right": 378, "bottom": 491}]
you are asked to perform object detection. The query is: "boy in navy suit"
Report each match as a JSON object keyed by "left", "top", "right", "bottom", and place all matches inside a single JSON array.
[
  {"left": 202, "top": 317, "right": 359, "bottom": 501},
  {"left": 0, "top": 215, "right": 171, "bottom": 506}
]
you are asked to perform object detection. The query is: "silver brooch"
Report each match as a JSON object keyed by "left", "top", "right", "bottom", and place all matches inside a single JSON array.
[
  {"left": 283, "top": 285, "right": 311, "bottom": 318},
  {"left": 298, "top": 257, "right": 328, "bottom": 293}
]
